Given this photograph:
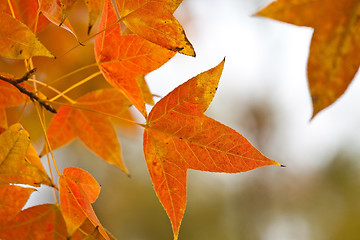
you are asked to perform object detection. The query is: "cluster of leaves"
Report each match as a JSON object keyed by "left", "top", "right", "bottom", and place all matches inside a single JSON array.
[{"left": 1, "top": 0, "right": 356, "bottom": 239}]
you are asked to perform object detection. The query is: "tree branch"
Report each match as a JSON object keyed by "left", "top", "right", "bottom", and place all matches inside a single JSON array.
[{"left": 0, "top": 69, "right": 57, "bottom": 113}]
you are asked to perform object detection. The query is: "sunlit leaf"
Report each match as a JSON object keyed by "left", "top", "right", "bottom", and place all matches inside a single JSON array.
[
  {"left": 95, "top": 0, "right": 175, "bottom": 116},
  {"left": 115, "top": 0, "right": 195, "bottom": 56},
  {"left": 0, "top": 12, "right": 54, "bottom": 59},
  {"left": 0, "top": 123, "right": 54, "bottom": 187},
  {"left": 256, "top": 0, "right": 360, "bottom": 117},
  {"left": 0, "top": 204, "right": 67, "bottom": 240},
  {"left": 0, "top": 185, "right": 35, "bottom": 224},
  {"left": 143, "top": 60, "right": 280, "bottom": 239},
  {"left": 59, "top": 167, "right": 109, "bottom": 239}
]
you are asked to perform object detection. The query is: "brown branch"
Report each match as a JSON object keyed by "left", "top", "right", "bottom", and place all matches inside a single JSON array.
[{"left": 0, "top": 69, "right": 57, "bottom": 114}]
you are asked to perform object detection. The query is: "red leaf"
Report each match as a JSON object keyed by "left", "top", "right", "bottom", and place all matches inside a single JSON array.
[
  {"left": 0, "top": 185, "right": 35, "bottom": 224},
  {"left": 0, "top": 204, "right": 67, "bottom": 240},
  {"left": 115, "top": 0, "right": 195, "bottom": 56},
  {"left": 59, "top": 167, "right": 109, "bottom": 240},
  {"left": 95, "top": 0, "right": 175, "bottom": 116},
  {"left": 143, "top": 60, "right": 280, "bottom": 239}
]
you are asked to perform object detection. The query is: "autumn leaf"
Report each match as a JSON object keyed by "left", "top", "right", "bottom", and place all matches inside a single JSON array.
[
  {"left": 59, "top": 0, "right": 104, "bottom": 34},
  {"left": 0, "top": 185, "right": 35, "bottom": 224},
  {"left": 143, "top": 59, "right": 280, "bottom": 239},
  {"left": 0, "top": 0, "right": 50, "bottom": 33},
  {"left": 38, "top": 0, "right": 78, "bottom": 38},
  {"left": 256, "top": 0, "right": 360, "bottom": 117},
  {"left": 0, "top": 204, "right": 67, "bottom": 240},
  {"left": 44, "top": 88, "right": 132, "bottom": 174},
  {"left": 115, "top": 0, "right": 195, "bottom": 56},
  {"left": 0, "top": 108, "right": 7, "bottom": 131},
  {"left": 71, "top": 218, "right": 116, "bottom": 240},
  {"left": 0, "top": 75, "right": 32, "bottom": 107},
  {"left": 95, "top": 0, "right": 175, "bottom": 117},
  {"left": 0, "top": 12, "right": 54, "bottom": 59},
  {"left": 0, "top": 123, "right": 54, "bottom": 187},
  {"left": 59, "top": 167, "right": 109, "bottom": 239}
]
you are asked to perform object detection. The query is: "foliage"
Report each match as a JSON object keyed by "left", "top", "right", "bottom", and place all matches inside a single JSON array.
[{"left": 0, "top": 0, "right": 355, "bottom": 239}]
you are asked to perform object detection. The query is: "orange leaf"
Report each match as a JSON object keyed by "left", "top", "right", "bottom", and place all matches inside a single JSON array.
[
  {"left": 70, "top": 218, "right": 116, "bottom": 240},
  {"left": 0, "top": 107, "right": 7, "bottom": 131},
  {"left": 43, "top": 106, "right": 76, "bottom": 153},
  {"left": 95, "top": 0, "right": 175, "bottom": 117},
  {"left": 115, "top": 0, "right": 195, "bottom": 56},
  {"left": 143, "top": 60, "right": 280, "bottom": 239},
  {"left": 256, "top": 0, "right": 360, "bottom": 117},
  {"left": 59, "top": 167, "right": 109, "bottom": 239},
  {"left": 59, "top": 0, "right": 104, "bottom": 33},
  {"left": 0, "top": 12, "right": 54, "bottom": 59},
  {"left": 0, "top": 0, "right": 50, "bottom": 33},
  {"left": 39, "top": 0, "right": 78, "bottom": 39},
  {"left": 0, "top": 123, "right": 54, "bottom": 187},
  {"left": 0, "top": 204, "right": 67, "bottom": 240},
  {"left": 0, "top": 185, "right": 35, "bottom": 224},
  {"left": 0, "top": 75, "right": 32, "bottom": 107},
  {"left": 44, "top": 88, "right": 131, "bottom": 174}
]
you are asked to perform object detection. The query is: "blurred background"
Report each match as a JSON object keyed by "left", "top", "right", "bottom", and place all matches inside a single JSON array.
[{"left": 2, "top": 0, "right": 360, "bottom": 239}]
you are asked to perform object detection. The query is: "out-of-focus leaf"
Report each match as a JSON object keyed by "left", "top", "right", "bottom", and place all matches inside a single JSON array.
[
  {"left": 39, "top": 0, "right": 78, "bottom": 39},
  {"left": 0, "top": 185, "right": 35, "bottom": 224},
  {"left": 59, "top": 0, "right": 104, "bottom": 34},
  {"left": 0, "top": 108, "right": 7, "bottom": 130},
  {"left": 256, "top": 0, "right": 360, "bottom": 117},
  {"left": 115, "top": 0, "right": 195, "bottom": 56},
  {"left": 0, "top": 0, "right": 50, "bottom": 33},
  {"left": 59, "top": 167, "right": 109, "bottom": 239},
  {"left": 95, "top": 0, "right": 175, "bottom": 116},
  {"left": 143, "top": 60, "right": 280, "bottom": 239},
  {"left": 0, "top": 12, "right": 54, "bottom": 59},
  {"left": 0, "top": 204, "right": 67, "bottom": 240},
  {"left": 0, "top": 74, "right": 33, "bottom": 107},
  {"left": 44, "top": 89, "right": 132, "bottom": 174},
  {"left": 0, "top": 123, "right": 54, "bottom": 187}
]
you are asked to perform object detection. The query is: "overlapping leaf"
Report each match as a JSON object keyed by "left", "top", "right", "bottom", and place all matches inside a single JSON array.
[
  {"left": 59, "top": 0, "right": 104, "bottom": 33},
  {"left": 44, "top": 88, "right": 132, "bottom": 174},
  {"left": 38, "top": 0, "right": 78, "bottom": 38},
  {"left": 143, "top": 60, "right": 280, "bottom": 239},
  {"left": 0, "top": 12, "right": 54, "bottom": 59},
  {"left": 0, "top": 108, "right": 7, "bottom": 131},
  {"left": 95, "top": 0, "right": 175, "bottom": 117},
  {"left": 70, "top": 218, "right": 116, "bottom": 240},
  {"left": 0, "top": 185, "right": 35, "bottom": 224},
  {"left": 0, "top": 123, "right": 54, "bottom": 187},
  {"left": 0, "top": 204, "right": 67, "bottom": 240},
  {"left": 256, "top": 0, "right": 360, "bottom": 117},
  {"left": 59, "top": 167, "right": 108, "bottom": 239},
  {"left": 0, "top": 0, "right": 50, "bottom": 33},
  {"left": 115, "top": 0, "right": 195, "bottom": 56}
]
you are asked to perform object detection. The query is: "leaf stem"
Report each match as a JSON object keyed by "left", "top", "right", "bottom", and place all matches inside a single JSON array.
[
  {"left": 49, "top": 100, "right": 146, "bottom": 128},
  {"left": 49, "top": 71, "right": 102, "bottom": 102},
  {"left": 28, "top": 79, "right": 76, "bottom": 104},
  {"left": 7, "top": 0, "right": 15, "bottom": 18},
  {"left": 40, "top": 62, "right": 99, "bottom": 87},
  {"left": 34, "top": 103, "right": 59, "bottom": 204}
]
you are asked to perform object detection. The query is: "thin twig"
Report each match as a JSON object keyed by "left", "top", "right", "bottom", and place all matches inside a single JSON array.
[{"left": 0, "top": 69, "right": 57, "bottom": 114}]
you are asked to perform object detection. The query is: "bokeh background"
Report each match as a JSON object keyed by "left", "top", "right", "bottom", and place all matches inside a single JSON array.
[{"left": 2, "top": 0, "right": 360, "bottom": 239}]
